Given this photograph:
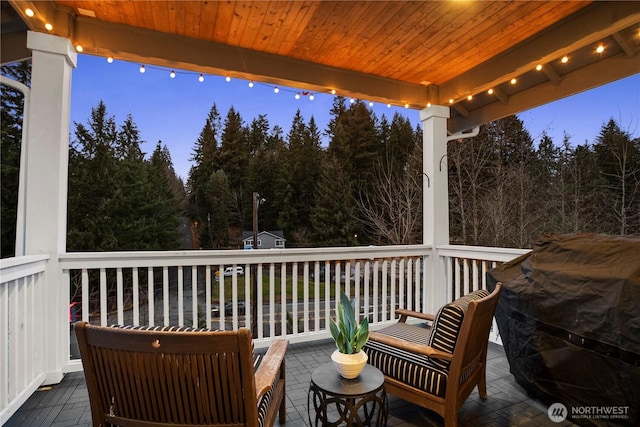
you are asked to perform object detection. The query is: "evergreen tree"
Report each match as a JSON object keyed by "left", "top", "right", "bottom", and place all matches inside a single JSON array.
[
  {"left": 311, "top": 156, "right": 358, "bottom": 246},
  {"left": 187, "top": 104, "right": 222, "bottom": 248},
  {"left": 1, "top": 60, "right": 30, "bottom": 258},
  {"left": 67, "top": 102, "right": 181, "bottom": 250}
]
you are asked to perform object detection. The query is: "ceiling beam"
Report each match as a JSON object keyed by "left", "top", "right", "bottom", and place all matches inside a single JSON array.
[
  {"left": 437, "top": 1, "right": 640, "bottom": 105},
  {"left": 71, "top": 16, "right": 429, "bottom": 109},
  {"left": 448, "top": 51, "right": 640, "bottom": 134}
]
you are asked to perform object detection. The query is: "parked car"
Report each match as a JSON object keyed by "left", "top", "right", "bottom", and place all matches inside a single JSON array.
[{"left": 215, "top": 266, "right": 244, "bottom": 280}]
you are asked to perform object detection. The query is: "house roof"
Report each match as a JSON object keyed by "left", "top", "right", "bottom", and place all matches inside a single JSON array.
[
  {"left": 242, "top": 231, "right": 286, "bottom": 241},
  {"left": 3, "top": 1, "right": 639, "bottom": 133}
]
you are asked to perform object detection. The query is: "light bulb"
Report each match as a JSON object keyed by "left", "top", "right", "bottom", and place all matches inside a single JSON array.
[
  {"left": 488, "top": 88, "right": 494, "bottom": 95},
  {"left": 449, "top": 98, "right": 454, "bottom": 104},
  {"left": 369, "top": 101, "right": 374, "bottom": 107},
  {"left": 274, "top": 87, "right": 279, "bottom": 93},
  {"left": 467, "top": 95, "right": 473, "bottom": 101},
  {"left": 107, "top": 56, "right": 114, "bottom": 63},
  {"left": 170, "top": 70, "right": 176, "bottom": 78},
  {"left": 309, "top": 94, "right": 314, "bottom": 101},
  {"left": 331, "top": 89, "right": 336, "bottom": 95},
  {"left": 404, "top": 103, "right": 409, "bottom": 109},
  {"left": 45, "top": 23, "right": 53, "bottom": 31},
  {"left": 25, "top": 8, "right": 34, "bottom": 17},
  {"left": 226, "top": 76, "right": 231, "bottom": 82},
  {"left": 427, "top": 103, "right": 432, "bottom": 108},
  {"left": 295, "top": 93, "right": 300, "bottom": 100},
  {"left": 75, "top": 45, "right": 83, "bottom": 52},
  {"left": 198, "top": 74, "right": 204, "bottom": 82},
  {"left": 596, "top": 44, "right": 604, "bottom": 54},
  {"left": 387, "top": 103, "right": 391, "bottom": 108},
  {"left": 248, "top": 81, "right": 254, "bottom": 88},
  {"left": 536, "top": 64, "right": 542, "bottom": 71},
  {"left": 510, "top": 78, "right": 517, "bottom": 84},
  {"left": 350, "top": 98, "right": 355, "bottom": 104},
  {"left": 139, "top": 65, "right": 145, "bottom": 73},
  {"left": 561, "top": 55, "right": 568, "bottom": 64}
]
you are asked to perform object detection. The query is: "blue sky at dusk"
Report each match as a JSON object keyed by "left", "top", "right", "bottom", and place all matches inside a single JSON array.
[{"left": 70, "top": 54, "right": 639, "bottom": 180}]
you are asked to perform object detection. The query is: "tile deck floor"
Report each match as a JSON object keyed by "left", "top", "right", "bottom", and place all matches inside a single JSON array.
[{"left": 6, "top": 340, "right": 576, "bottom": 427}]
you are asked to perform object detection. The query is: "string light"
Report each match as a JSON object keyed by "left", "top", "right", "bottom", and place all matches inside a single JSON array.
[
  {"left": 309, "top": 94, "right": 314, "bottom": 101},
  {"left": 350, "top": 98, "right": 355, "bottom": 104},
  {"left": 248, "top": 81, "right": 254, "bottom": 88},
  {"left": 536, "top": 64, "right": 542, "bottom": 71},
  {"left": 368, "top": 101, "right": 374, "bottom": 107},
  {"left": 387, "top": 103, "right": 391, "bottom": 108},
  {"left": 139, "top": 65, "right": 145, "bottom": 73},
  {"left": 467, "top": 95, "right": 473, "bottom": 101},
  {"left": 331, "top": 89, "right": 336, "bottom": 95},
  {"left": 226, "top": 76, "right": 231, "bottom": 82},
  {"left": 274, "top": 87, "right": 279, "bottom": 93},
  {"left": 561, "top": 55, "right": 569, "bottom": 64},
  {"left": 510, "top": 78, "right": 517, "bottom": 84},
  {"left": 170, "top": 70, "right": 176, "bottom": 78},
  {"left": 596, "top": 43, "right": 604, "bottom": 54},
  {"left": 198, "top": 74, "right": 204, "bottom": 82},
  {"left": 107, "top": 56, "right": 114, "bottom": 63},
  {"left": 488, "top": 88, "right": 494, "bottom": 95},
  {"left": 295, "top": 93, "right": 300, "bottom": 100},
  {"left": 404, "top": 103, "right": 409, "bottom": 108}
]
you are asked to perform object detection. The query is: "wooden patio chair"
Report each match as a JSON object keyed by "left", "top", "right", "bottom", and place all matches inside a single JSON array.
[
  {"left": 74, "top": 323, "right": 288, "bottom": 427},
  {"left": 363, "top": 284, "right": 502, "bottom": 427}
]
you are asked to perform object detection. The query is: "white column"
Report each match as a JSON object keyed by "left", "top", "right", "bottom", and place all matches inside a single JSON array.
[
  {"left": 24, "top": 31, "right": 77, "bottom": 384},
  {"left": 420, "top": 105, "right": 450, "bottom": 313}
]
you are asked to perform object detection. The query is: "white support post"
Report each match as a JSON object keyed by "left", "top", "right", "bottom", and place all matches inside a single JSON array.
[
  {"left": 24, "top": 31, "right": 77, "bottom": 384},
  {"left": 421, "top": 105, "right": 450, "bottom": 313}
]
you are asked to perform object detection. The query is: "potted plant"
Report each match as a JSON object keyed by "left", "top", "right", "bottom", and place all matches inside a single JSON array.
[{"left": 329, "top": 292, "right": 370, "bottom": 378}]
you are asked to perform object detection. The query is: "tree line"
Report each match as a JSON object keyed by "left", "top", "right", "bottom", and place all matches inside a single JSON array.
[{"left": 2, "top": 60, "right": 638, "bottom": 257}]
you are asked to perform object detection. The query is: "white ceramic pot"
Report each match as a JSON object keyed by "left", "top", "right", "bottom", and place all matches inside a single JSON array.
[{"left": 331, "top": 349, "right": 368, "bottom": 379}]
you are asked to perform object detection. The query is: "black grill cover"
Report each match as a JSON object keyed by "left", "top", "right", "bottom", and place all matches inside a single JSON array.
[{"left": 487, "top": 234, "right": 640, "bottom": 426}]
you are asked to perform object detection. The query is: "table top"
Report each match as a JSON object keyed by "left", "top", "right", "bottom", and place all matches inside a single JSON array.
[{"left": 311, "top": 362, "right": 384, "bottom": 397}]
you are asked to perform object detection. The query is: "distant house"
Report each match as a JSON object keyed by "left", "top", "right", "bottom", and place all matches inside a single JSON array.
[{"left": 242, "top": 230, "right": 286, "bottom": 249}]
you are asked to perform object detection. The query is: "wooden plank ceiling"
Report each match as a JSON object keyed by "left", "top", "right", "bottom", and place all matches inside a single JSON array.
[{"left": 4, "top": 1, "right": 640, "bottom": 133}]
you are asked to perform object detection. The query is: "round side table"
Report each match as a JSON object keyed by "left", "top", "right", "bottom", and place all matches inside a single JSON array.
[{"left": 308, "top": 362, "right": 387, "bottom": 426}]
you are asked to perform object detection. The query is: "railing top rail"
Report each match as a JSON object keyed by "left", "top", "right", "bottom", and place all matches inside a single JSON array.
[
  {"left": 436, "top": 245, "right": 530, "bottom": 262},
  {"left": 59, "top": 244, "right": 432, "bottom": 269},
  {"left": 1, "top": 254, "right": 50, "bottom": 283}
]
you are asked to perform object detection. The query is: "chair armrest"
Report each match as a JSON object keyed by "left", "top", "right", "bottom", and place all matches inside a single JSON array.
[
  {"left": 395, "top": 308, "right": 436, "bottom": 323},
  {"left": 369, "top": 331, "right": 452, "bottom": 361},
  {"left": 255, "top": 339, "right": 289, "bottom": 398}
]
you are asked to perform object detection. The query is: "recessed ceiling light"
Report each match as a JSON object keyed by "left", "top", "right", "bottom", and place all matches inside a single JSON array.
[
  {"left": 25, "top": 8, "right": 35, "bottom": 17},
  {"left": 77, "top": 8, "right": 96, "bottom": 18}
]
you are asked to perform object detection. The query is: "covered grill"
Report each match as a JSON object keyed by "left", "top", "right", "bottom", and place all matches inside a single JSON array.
[{"left": 487, "top": 234, "right": 640, "bottom": 426}]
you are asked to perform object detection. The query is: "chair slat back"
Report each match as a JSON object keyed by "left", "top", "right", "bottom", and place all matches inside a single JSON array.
[{"left": 76, "top": 324, "right": 258, "bottom": 427}]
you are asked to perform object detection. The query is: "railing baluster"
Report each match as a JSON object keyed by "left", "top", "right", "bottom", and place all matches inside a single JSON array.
[
  {"left": 162, "top": 266, "right": 169, "bottom": 326},
  {"left": 177, "top": 266, "right": 184, "bottom": 327},
  {"left": 132, "top": 267, "right": 139, "bottom": 326},
  {"left": 99, "top": 268, "right": 107, "bottom": 326},
  {"left": 116, "top": 267, "right": 124, "bottom": 325}
]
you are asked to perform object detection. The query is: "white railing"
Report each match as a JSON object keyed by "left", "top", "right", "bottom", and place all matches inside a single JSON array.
[
  {"left": 439, "top": 245, "right": 530, "bottom": 342},
  {"left": 2, "top": 244, "right": 527, "bottom": 422},
  {"left": 60, "top": 245, "right": 431, "bottom": 356},
  {"left": 0, "top": 254, "right": 49, "bottom": 425}
]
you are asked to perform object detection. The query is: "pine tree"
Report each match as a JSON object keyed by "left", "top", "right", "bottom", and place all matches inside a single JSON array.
[
  {"left": 187, "top": 104, "right": 222, "bottom": 248},
  {"left": 311, "top": 156, "right": 358, "bottom": 246}
]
